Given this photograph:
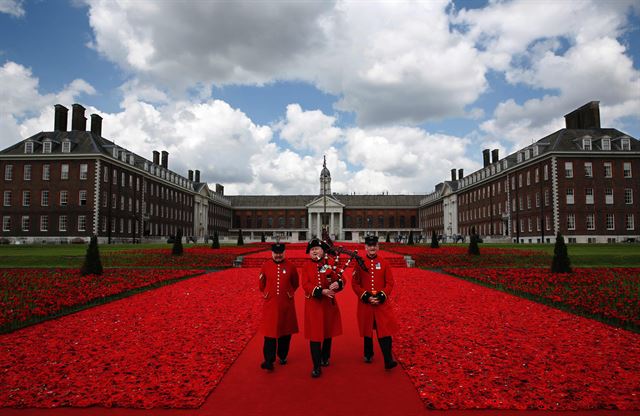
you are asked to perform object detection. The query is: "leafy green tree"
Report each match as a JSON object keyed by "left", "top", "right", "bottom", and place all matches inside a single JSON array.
[
  {"left": 551, "top": 232, "right": 572, "bottom": 273},
  {"left": 172, "top": 228, "right": 184, "bottom": 256},
  {"left": 385, "top": 233, "right": 390, "bottom": 243},
  {"left": 408, "top": 231, "right": 414, "bottom": 245},
  {"left": 430, "top": 230, "right": 439, "bottom": 248},
  {"left": 468, "top": 227, "right": 480, "bottom": 255},
  {"left": 261, "top": 233, "right": 266, "bottom": 243},
  {"left": 80, "top": 235, "right": 103, "bottom": 276},
  {"left": 237, "top": 229, "right": 244, "bottom": 246}
]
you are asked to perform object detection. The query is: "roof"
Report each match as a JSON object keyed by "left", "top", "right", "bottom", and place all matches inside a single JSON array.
[{"left": 228, "top": 194, "right": 425, "bottom": 208}]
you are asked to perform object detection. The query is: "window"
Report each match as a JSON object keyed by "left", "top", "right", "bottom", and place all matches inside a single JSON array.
[
  {"left": 586, "top": 214, "right": 595, "bottom": 230},
  {"left": 23, "top": 164, "right": 31, "bottom": 181},
  {"left": 103, "top": 166, "right": 109, "bottom": 182},
  {"left": 584, "top": 162, "right": 592, "bottom": 178},
  {"left": 120, "top": 196, "right": 125, "bottom": 210},
  {"left": 567, "top": 213, "right": 575, "bottom": 230},
  {"left": 41, "top": 190, "right": 49, "bottom": 207},
  {"left": 62, "top": 141, "right": 71, "bottom": 153},
  {"left": 61, "top": 164, "right": 69, "bottom": 180},
  {"left": 102, "top": 217, "right": 107, "bottom": 232},
  {"left": 526, "top": 171, "right": 530, "bottom": 186},
  {"left": 21, "top": 216, "right": 30, "bottom": 231},
  {"left": 535, "top": 168, "right": 539, "bottom": 183},
  {"left": 604, "top": 162, "right": 612, "bottom": 178},
  {"left": 43, "top": 141, "right": 52, "bottom": 153},
  {"left": 564, "top": 162, "right": 573, "bottom": 178},
  {"left": 40, "top": 215, "right": 48, "bottom": 232},
  {"left": 78, "top": 215, "right": 86, "bottom": 232},
  {"left": 621, "top": 138, "right": 630, "bottom": 150},
  {"left": 24, "top": 141, "right": 33, "bottom": 154},
  {"left": 80, "top": 164, "right": 88, "bottom": 180},
  {"left": 583, "top": 138, "right": 592, "bottom": 150},
  {"left": 626, "top": 214, "right": 635, "bottom": 230},
  {"left": 79, "top": 190, "right": 87, "bottom": 206},
  {"left": 605, "top": 188, "right": 613, "bottom": 205},
  {"left": 2, "top": 216, "right": 10, "bottom": 232},
  {"left": 543, "top": 165, "right": 548, "bottom": 181},
  {"left": 585, "top": 188, "right": 594, "bottom": 204},
  {"left": 527, "top": 195, "right": 531, "bottom": 209},
  {"left": 4, "top": 164, "right": 13, "bottom": 181},
  {"left": 22, "top": 190, "right": 30, "bottom": 207},
  {"left": 3, "top": 191, "right": 10, "bottom": 207},
  {"left": 623, "top": 162, "right": 632, "bottom": 178},
  {"left": 42, "top": 164, "right": 50, "bottom": 180},
  {"left": 602, "top": 138, "right": 611, "bottom": 151},
  {"left": 60, "top": 190, "right": 68, "bottom": 206},
  {"left": 625, "top": 189, "right": 633, "bottom": 205},
  {"left": 121, "top": 172, "right": 126, "bottom": 187},
  {"left": 59, "top": 215, "right": 67, "bottom": 232},
  {"left": 566, "top": 188, "right": 574, "bottom": 205},
  {"left": 535, "top": 192, "right": 540, "bottom": 207},
  {"left": 112, "top": 169, "right": 117, "bottom": 185},
  {"left": 606, "top": 214, "right": 615, "bottom": 230}
]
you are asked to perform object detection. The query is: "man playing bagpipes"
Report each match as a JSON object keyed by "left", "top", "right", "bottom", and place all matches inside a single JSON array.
[
  {"left": 351, "top": 235, "right": 399, "bottom": 369},
  {"left": 258, "top": 243, "right": 299, "bottom": 371}
]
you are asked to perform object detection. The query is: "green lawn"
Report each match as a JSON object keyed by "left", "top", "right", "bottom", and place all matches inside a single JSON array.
[{"left": 0, "top": 243, "right": 233, "bottom": 268}]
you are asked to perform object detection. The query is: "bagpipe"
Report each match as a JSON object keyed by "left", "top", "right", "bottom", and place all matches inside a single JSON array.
[{"left": 320, "top": 229, "right": 369, "bottom": 278}]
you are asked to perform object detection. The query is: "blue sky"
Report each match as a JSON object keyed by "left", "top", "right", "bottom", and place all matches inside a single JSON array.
[{"left": 1, "top": 0, "right": 639, "bottom": 195}]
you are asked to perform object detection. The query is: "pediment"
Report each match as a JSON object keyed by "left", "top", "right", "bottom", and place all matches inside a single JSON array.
[{"left": 306, "top": 195, "right": 345, "bottom": 208}]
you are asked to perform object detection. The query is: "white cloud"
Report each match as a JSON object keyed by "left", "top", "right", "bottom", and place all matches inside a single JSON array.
[
  {"left": 276, "top": 104, "right": 342, "bottom": 154},
  {"left": 0, "top": 0, "right": 24, "bottom": 17}
]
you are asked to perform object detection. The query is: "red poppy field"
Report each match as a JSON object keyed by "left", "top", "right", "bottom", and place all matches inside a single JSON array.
[
  {"left": 444, "top": 267, "right": 640, "bottom": 328},
  {"left": 393, "top": 268, "right": 640, "bottom": 410},
  {"left": 0, "top": 269, "right": 262, "bottom": 408},
  {"left": 0, "top": 268, "right": 203, "bottom": 330}
]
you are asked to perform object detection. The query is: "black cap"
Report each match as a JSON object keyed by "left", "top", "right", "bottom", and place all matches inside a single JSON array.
[
  {"left": 364, "top": 235, "right": 379, "bottom": 245},
  {"left": 271, "top": 243, "right": 285, "bottom": 254},
  {"left": 306, "top": 238, "right": 330, "bottom": 254}
]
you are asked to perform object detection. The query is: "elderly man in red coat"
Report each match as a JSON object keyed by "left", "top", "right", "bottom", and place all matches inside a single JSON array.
[
  {"left": 258, "top": 242, "right": 299, "bottom": 371},
  {"left": 301, "top": 237, "right": 344, "bottom": 378},
  {"left": 352, "top": 235, "right": 399, "bottom": 369}
]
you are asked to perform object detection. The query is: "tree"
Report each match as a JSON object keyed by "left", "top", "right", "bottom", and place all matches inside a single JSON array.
[
  {"left": 385, "top": 233, "right": 390, "bottom": 243},
  {"left": 172, "top": 228, "right": 184, "bottom": 256},
  {"left": 80, "top": 235, "right": 103, "bottom": 276},
  {"left": 408, "top": 231, "right": 414, "bottom": 245},
  {"left": 261, "top": 233, "right": 266, "bottom": 243},
  {"left": 211, "top": 230, "right": 220, "bottom": 249},
  {"left": 468, "top": 227, "right": 480, "bottom": 255},
  {"left": 237, "top": 229, "right": 244, "bottom": 246},
  {"left": 430, "top": 230, "right": 439, "bottom": 248},
  {"left": 551, "top": 232, "right": 572, "bottom": 273}
]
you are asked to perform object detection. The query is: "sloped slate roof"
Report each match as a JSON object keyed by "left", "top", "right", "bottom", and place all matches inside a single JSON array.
[{"left": 228, "top": 194, "right": 425, "bottom": 208}]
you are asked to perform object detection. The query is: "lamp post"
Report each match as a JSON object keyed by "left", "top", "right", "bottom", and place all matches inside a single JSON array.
[{"left": 107, "top": 165, "right": 112, "bottom": 244}]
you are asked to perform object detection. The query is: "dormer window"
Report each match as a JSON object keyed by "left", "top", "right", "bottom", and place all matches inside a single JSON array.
[
  {"left": 601, "top": 138, "right": 611, "bottom": 151},
  {"left": 533, "top": 146, "right": 539, "bottom": 157},
  {"left": 112, "top": 147, "right": 119, "bottom": 158},
  {"left": 42, "top": 141, "right": 52, "bottom": 154},
  {"left": 583, "top": 138, "right": 592, "bottom": 150},
  {"left": 524, "top": 149, "right": 530, "bottom": 160},
  {"left": 621, "top": 138, "right": 631, "bottom": 151},
  {"left": 24, "top": 141, "right": 34, "bottom": 154},
  {"left": 129, "top": 154, "right": 135, "bottom": 165},
  {"left": 517, "top": 152, "right": 522, "bottom": 163},
  {"left": 62, "top": 140, "right": 71, "bottom": 153}
]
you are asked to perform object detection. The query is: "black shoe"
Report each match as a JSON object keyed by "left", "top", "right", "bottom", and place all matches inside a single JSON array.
[
  {"left": 320, "top": 359, "right": 330, "bottom": 367},
  {"left": 260, "top": 361, "right": 274, "bottom": 371},
  {"left": 384, "top": 360, "right": 398, "bottom": 370},
  {"left": 364, "top": 355, "right": 373, "bottom": 363},
  {"left": 311, "top": 368, "right": 322, "bottom": 378},
  {"left": 279, "top": 358, "right": 287, "bottom": 365}
]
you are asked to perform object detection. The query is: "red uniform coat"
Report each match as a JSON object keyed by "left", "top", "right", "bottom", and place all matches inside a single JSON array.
[
  {"left": 351, "top": 254, "right": 399, "bottom": 338},
  {"left": 259, "top": 259, "right": 299, "bottom": 338},
  {"left": 301, "top": 258, "right": 343, "bottom": 342}
]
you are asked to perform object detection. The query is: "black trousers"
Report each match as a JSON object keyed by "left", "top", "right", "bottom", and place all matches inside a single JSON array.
[
  {"left": 364, "top": 335, "right": 394, "bottom": 364},
  {"left": 263, "top": 335, "right": 292, "bottom": 364},
  {"left": 309, "top": 338, "right": 332, "bottom": 369}
]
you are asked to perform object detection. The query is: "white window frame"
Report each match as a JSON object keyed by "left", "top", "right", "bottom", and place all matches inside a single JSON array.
[
  {"left": 621, "top": 138, "right": 630, "bottom": 150},
  {"left": 566, "top": 188, "right": 574, "bottom": 205},
  {"left": 22, "top": 190, "right": 30, "bottom": 207},
  {"left": 62, "top": 141, "right": 71, "bottom": 153},
  {"left": 79, "top": 190, "right": 87, "bottom": 206},
  {"left": 583, "top": 138, "right": 592, "bottom": 150},
  {"left": 61, "top": 164, "right": 69, "bottom": 180},
  {"left": 23, "top": 164, "right": 31, "bottom": 181},
  {"left": 564, "top": 162, "right": 573, "bottom": 178},
  {"left": 584, "top": 162, "right": 592, "bottom": 178},
  {"left": 60, "top": 190, "right": 68, "bottom": 207},
  {"left": 605, "top": 188, "right": 613, "bottom": 205},
  {"left": 4, "top": 165, "right": 13, "bottom": 181},
  {"left": 585, "top": 188, "right": 594, "bottom": 205},
  {"left": 42, "top": 164, "right": 50, "bottom": 180},
  {"left": 601, "top": 138, "right": 611, "bottom": 151},
  {"left": 623, "top": 162, "right": 632, "bottom": 178},
  {"left": 567, "top": 213, "right": 575, "bottom": 230},
  {"left": 624, "top": 189, "right": 633, "bottom": 205},
  {"left": 24, "top": 141, "right": 34, "bottom": 154},
  {"left": 40, "top": 215, "right": 48, "bottom": 232},
  {"left": 3, "top": 191, "right": 11, "bottom": 207},
  {"left": 79, "top": 164, "right": 88, "bottom": 180},
  {"left": 586, "top": 214, "right": 595, "bottom": 231},
  {"left": 59, "top": 215, "right": 67, "bottom": 232},
  {"left": 41, "top": 190, "right": 49, "bottom": 207},
  {"left": 626, "top": 214, "right": 635, "bottom": 231},
  {"left": 606, "top": 214, "right": 615, "bottom": 230},
  {"left": 21, "top": 215, "right": 30, "bottom": 231},
  {"left": 2, "top": 216, "right": 10, "bottom": 232},
  {"left": 42, "top": 141, "right": 52, "bottom": 154},
  {"left": 604, "top": 162, "right": 612, "bottom": 178},
  {"left": 78, "top": 215, "right": 86, "bottom": 232}
]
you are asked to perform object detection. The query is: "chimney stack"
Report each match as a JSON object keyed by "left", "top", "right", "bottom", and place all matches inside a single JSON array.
[
  {"left": 153, "top": 151, "right": 160, "bottom": 165},
  {"left": 216, "top": 184, "right": 224, "bottom": 195},
  {"left": 564, "top": 101, "right": 600, "bottom": 129},
  {"left": 451, "top": 169, "right": 457, "bottom": 181},
  {"left": 71, "top": 103, "right": 86, "bottom": 131},
  {"left": 54, "top": 104, "right": 68, "bottom": 131},
  {"left": 90, "top": 114, "right": 102, "bottom": 137},
  {"left": 458, "top": 169, "right": 464, "bottom": 179},
  {"left": 482, "top": 149, "right": 490, "bottom": 167},
  {"left": 188, "top": 170, "right": 193, "bottom": 181},
  {"left": 491, "top": 149, "right": 499, "bottom": 164},
  {"left": 161, "top": 150, "right": 168, "bottom": 168},
  {"left": 195, "top": 170, "right": 200, "bottom": 182}
]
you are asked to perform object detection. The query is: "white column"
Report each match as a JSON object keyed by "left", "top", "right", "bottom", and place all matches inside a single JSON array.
[
  {"left": 316, "top": 213, "right": 321, "bottom": 237},
  {"left": 330, "top": 212, "right": 334, "bottom": 237},
  {"left": 308, "top": 212, "right": 312, "bottom": 237}
]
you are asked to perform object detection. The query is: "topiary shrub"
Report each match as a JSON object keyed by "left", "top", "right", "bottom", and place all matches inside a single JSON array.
[
  {"left": 211, "top": 230, "right": 220, "bottom": 249},
  {"left": 430, "top": 230, "right": 439, "bottom": 248},
  {"left": 80, "top": 235, "right": 103, "bottom": 276},
  {"left": 172, "top": 228, "right": 184, "bottom": 256},
  {"left": 551, "top": 232, "right": 572, "bottom": 273},
  {"left": 237, "top": 229, "right": 244, "bottom": 246},
  {"left": 468, "top": 227, "right": 480, "bottom": 255}
]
